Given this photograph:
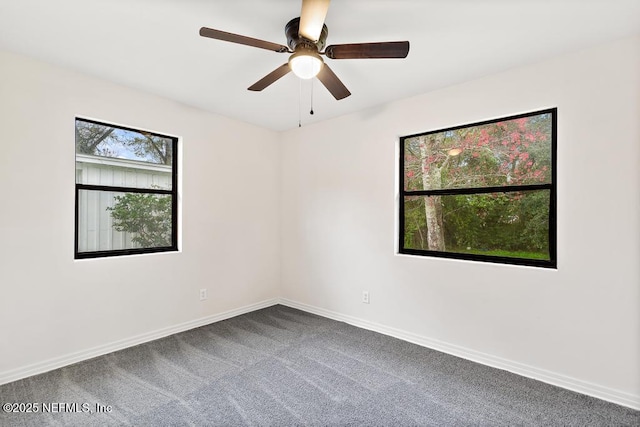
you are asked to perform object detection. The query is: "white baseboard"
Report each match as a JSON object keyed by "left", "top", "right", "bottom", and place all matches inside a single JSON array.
[
  {"left": 0, "top": 298, "right": 279, "bottom": 386},
  {"left": 279, "top": 298, "right": 640, "bottom": 410}
]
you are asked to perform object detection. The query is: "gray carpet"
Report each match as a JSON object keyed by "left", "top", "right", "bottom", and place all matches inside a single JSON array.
[{"left": 1, "top": 305, "right": 638, "bottom": 426}]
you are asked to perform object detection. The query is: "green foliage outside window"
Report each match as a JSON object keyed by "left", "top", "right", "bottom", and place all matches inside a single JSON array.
[{"left": 107, "top": 193, "right": 172, "bottom": 248}]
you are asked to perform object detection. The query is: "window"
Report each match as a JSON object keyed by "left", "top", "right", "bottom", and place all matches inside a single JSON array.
[
  {"left": 399, "top": 108, "right": 556, "bottom": 268},
  {"left": 75, "top": 118, "right": 178, "bottom": 259}
]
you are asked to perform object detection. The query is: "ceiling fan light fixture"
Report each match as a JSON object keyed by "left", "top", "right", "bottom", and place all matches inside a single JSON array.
[{"left": 289, "top": 50, "right": 323, "bottom": 79}]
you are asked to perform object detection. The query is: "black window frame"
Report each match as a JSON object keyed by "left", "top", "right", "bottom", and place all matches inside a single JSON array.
[
  {"left": 74, "top": 117, "right": 179, "bottom": 259},
  {"left": 398, "top": 108, "right": 557, "bottom": 268}
]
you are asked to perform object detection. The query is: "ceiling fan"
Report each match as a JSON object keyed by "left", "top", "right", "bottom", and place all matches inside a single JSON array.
[{"left": 199, "top": 0, "right": 410, "bottom": 100}]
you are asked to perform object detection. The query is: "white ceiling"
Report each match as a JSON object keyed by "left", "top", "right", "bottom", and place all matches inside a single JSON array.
[{"left": 1, "top": 0, "right": 639, "bottom": 131}]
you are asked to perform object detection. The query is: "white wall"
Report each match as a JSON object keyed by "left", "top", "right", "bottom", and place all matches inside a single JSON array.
[
  {"left": 0, "top": 50, "right": 281, "bottom": 378},
  {"left": 280, "top": 36, "right": 640, "bottom": 407}
]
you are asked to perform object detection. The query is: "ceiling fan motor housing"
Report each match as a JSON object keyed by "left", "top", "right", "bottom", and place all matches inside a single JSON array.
[{"left": 285, "top": 17, "right": 328, "bottom": 52}]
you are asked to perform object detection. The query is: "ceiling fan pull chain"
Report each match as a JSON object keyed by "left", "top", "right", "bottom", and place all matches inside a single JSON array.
[
  {"left": 298, "top": 78, "right": 302, "bottom": 127},
  {"left": 310, "top": 78, "right": 314, "bottom": 115}
]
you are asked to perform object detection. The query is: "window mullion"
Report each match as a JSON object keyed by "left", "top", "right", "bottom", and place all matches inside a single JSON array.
[
  {"left": 76, "top": 184, "right": 173, "bottom": 195},
  {"left": 403, "top": 183, "right": 552, "bottom": 198}
]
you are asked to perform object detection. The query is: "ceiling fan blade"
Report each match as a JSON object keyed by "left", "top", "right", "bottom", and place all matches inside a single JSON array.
[
  {"left": 200, "top": 27, "right": 289, "bottom": 53},
  {"left": 299, "top": 0, "right": 330, "bottom": 42},
  {"left": 325, "top": 41, "right": 410, "bottom": 59},
  {"left": 248, "top": 64, "right": 292, "bottom": 91},
  {"left": 316, "top": 63, "right": 350, "bottom": 100}
]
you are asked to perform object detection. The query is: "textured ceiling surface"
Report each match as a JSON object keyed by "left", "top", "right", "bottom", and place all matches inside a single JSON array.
[{"left": 1, "top": 0, "right": 639, "bottom": 131}]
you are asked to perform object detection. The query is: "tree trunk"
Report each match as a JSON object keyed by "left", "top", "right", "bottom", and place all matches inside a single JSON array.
[{"left": 419, "top": 136, "right": 446, "bottom": 251}]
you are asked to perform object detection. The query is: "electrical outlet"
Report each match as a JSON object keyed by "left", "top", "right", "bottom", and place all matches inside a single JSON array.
[
  {"left": 362, "top": 291, "right": 370, "bottom": 304},
  {"left": 199, "top": 288, "right": 207, "bottom": 301}
]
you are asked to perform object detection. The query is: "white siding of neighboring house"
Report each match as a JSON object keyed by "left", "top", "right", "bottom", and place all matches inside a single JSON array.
[{"left": 75, "top": 154, "right": 172, "bottom": 252}]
